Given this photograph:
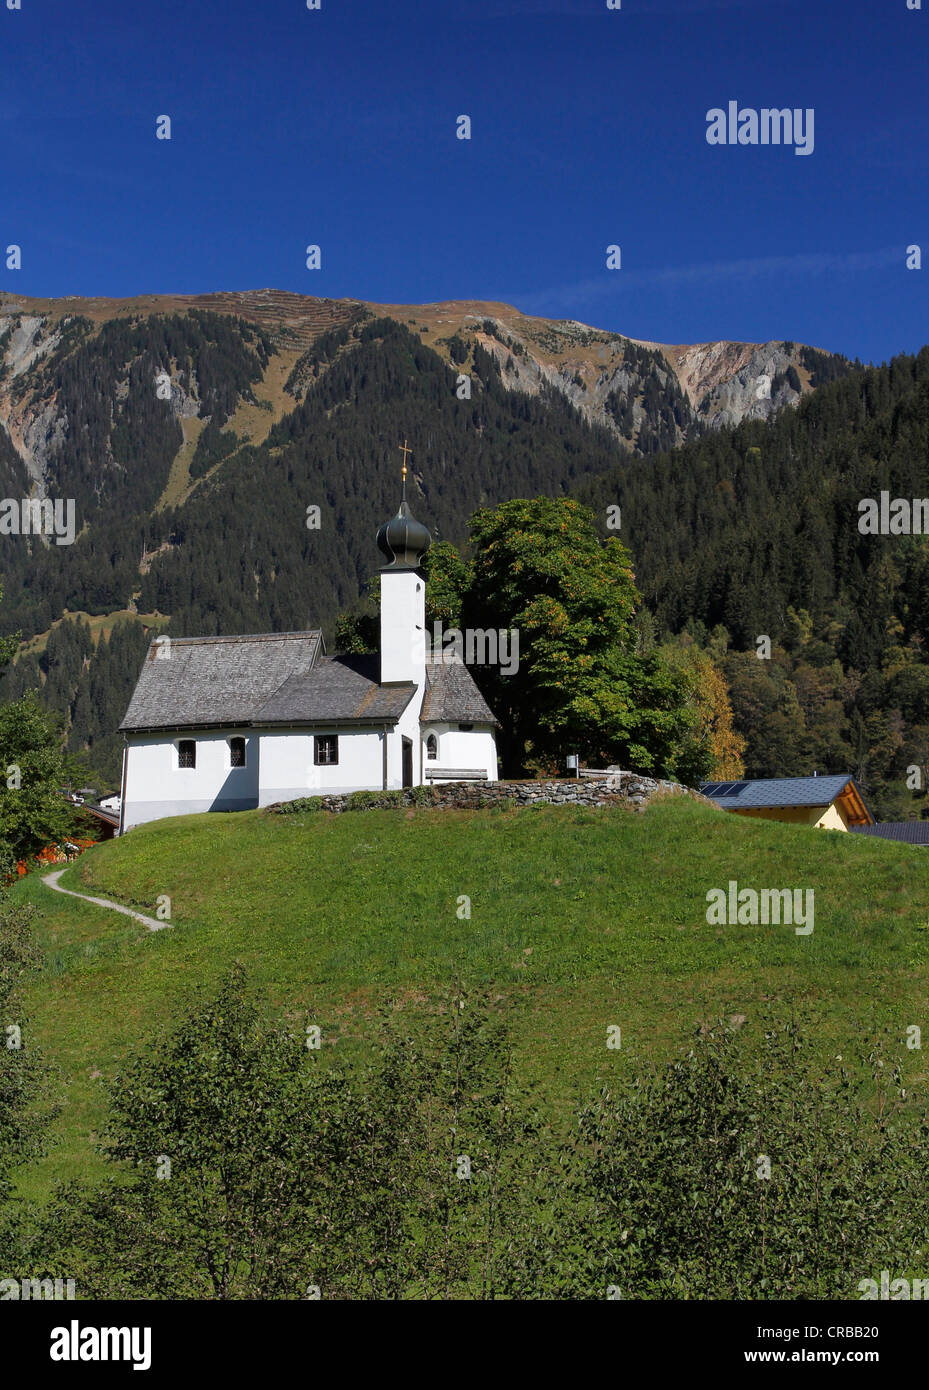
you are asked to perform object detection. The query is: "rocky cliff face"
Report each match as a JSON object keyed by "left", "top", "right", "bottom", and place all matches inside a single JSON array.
[
  {"left": 668, "top": 338, "right": 808, "bottom": 429},
  {"left": 0, "top": 311, "right": 67, "bottom": 487},
  {"left": 422, "top": 308, "right": 816, "bottom": 450}
]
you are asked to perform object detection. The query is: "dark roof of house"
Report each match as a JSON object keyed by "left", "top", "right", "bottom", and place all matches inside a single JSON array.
[
  {"left": 120, "top": 631, "right": 325, "bottom": 732},
  {"left": 254, "top": 654, "right": 416, "bottom": 725},
  {"left": 120, "top": 633, "right": 497, "bottom": 733},
  {"left": 701, "top": 774, "right": 858, "bottom": 808},
  {"left": 851, "top": 821, "right": 929, "bottom": 845},
  {"left": 699, "top": 775, "right": 873, "bottom": 823},
  {"left": 420, "top": 658, "right": 497, "bottom": 725}
]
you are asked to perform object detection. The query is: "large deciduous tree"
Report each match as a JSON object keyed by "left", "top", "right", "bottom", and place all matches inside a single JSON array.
[
  {"left": 460, "top": 497, "right": 702, "bottom": 777},
  {"left": 0, "top": 694, "right": 79, "bottom": 874},
  {"left": 658, "top": 635, "right": 746, "bottom": 781}
]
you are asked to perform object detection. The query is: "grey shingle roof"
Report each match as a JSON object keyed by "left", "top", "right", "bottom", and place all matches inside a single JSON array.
[
  {"left": 254, "top": 654, "right": 416, "bottom": 724},
  {"left": 420, "top": 658, "right": 497, "bottom": 725},
  {"left": 120, "top": 631, "right": 324, "bottom": 732},
  {"left": 851, "top": 821, "right": 929, "bottom": 845},
  {"left": 121, "top": 633, "right": 497, "bottom": 734},
  {"left": 699, "top": 775, "right": 865, "bottom": 810}
]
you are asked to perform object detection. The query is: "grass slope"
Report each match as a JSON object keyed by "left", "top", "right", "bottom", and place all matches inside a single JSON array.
[
  {"left": 13, "top": 796, "right": 929, "bottom": 1198},
  {"left": 18, "top": 610, "right": 166, "bottom": 659}
]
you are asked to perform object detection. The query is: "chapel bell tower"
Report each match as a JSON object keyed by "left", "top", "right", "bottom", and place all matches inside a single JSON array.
[{"left": 376, "top": 440, "right": 431, "bottom": 685}]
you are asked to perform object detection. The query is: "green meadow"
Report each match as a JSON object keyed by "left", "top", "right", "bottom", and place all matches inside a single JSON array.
[{"left": 11, "top": 795, "right": 929, "bottom": 1199}]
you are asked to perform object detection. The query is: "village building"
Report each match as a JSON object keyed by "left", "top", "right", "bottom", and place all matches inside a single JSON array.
[
  {"left": 851, "top": 821, "right": 929, "bottom": 846},
  {"left": 699, "top": 774, "right": 874, "bottom": 831},
  {"left": 117, "top": 463, "right": 498, "bottom": 832}
]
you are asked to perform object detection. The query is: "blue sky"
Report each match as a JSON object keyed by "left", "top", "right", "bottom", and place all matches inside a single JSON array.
[{"left": 3, "top": 0, "right": 926, "bottom": 362}]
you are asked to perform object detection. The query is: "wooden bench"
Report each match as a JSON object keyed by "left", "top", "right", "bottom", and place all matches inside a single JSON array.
[{"left": 424, "top": 769, "right": 489, "bottom": 782}]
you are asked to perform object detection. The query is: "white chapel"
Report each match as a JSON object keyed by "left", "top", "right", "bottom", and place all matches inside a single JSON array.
[{"left": 117, "top": 464, "right": 499, "bottom": 832}]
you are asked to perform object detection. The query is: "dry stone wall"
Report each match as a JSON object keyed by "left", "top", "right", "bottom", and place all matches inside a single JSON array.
[{"left": 269, "top": 772, "right": 708, "bottom": 816}]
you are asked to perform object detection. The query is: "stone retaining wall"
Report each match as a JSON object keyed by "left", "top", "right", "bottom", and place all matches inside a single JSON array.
[{"left": 270, "top": 772, "right": 705, "bottom": 816}]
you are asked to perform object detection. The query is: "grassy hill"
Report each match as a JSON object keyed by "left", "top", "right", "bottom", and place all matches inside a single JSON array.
[
  {"left": 18, "top": 609, "right": 166, "bottom": 659},
  {"left": 12, "top": 795, "right": 929, "bottom": 1201}
]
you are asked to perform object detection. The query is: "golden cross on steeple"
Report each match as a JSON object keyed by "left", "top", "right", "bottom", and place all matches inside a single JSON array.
[{"left": 398, "top": 438, "right": 412, "bottom": 497}]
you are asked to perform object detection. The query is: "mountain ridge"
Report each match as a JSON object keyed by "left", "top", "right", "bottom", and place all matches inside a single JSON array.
[{"left": 0, "top": 290, "right": 847, "bottom": 475}]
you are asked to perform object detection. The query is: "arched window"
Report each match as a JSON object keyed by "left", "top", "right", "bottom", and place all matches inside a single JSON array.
[{"left": 426, "top": 734, "right": 437, "bottom": 761}]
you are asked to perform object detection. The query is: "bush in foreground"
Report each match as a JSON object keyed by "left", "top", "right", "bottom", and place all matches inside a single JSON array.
[{"left": 29, "top": 976, "right": 929, "bottom": 1299}]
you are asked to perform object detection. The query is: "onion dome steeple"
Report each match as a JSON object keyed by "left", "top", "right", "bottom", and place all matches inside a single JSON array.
[{"left": 376, "top": 439, "right": 431, "bottom": 569}]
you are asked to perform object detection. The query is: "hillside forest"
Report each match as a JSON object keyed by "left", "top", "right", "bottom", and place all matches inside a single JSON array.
[{"left": 0, "top": 308, "right": 927, "bottom": 818}]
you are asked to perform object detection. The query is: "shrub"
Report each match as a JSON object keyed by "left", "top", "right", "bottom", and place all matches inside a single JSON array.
[
  {"left": 410, "top": 785, "right": 438, "bottom": 807},
  {"left": 565, "top": 1021, "right": 929, "bottom": 1299},
  {"left": 272, "top": 797, "right": 323, "bottom": 815},
  {"left": 36, "top": 972, "right": 545, "bottom": 1299}
]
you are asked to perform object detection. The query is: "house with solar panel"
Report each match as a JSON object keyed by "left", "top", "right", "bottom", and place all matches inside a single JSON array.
[
  {"left": 117, "top": 466, "right": 498, "bottom": 832},
  {"left": 699, "top": 775, "right": 874, "bottom": 832}
]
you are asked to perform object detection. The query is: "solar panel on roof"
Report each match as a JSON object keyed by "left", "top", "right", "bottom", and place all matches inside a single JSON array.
[
  {"left": 702, "top": 781, "right": 750, "bottom": 798},
  {"left": 712, "top": 778, "right": 745, "bottom": 800}
]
